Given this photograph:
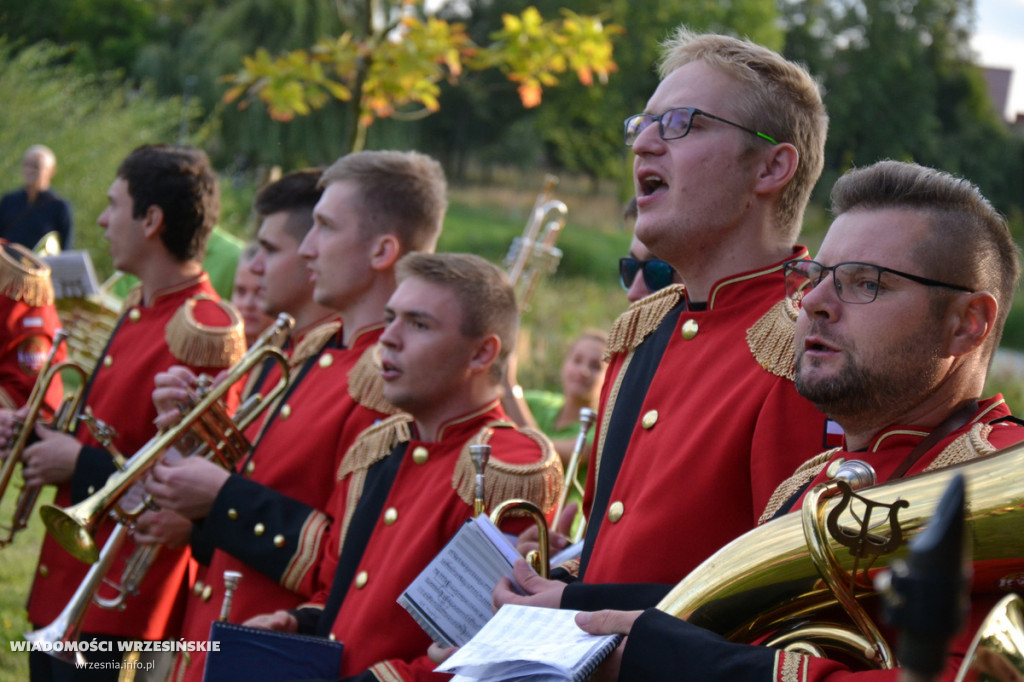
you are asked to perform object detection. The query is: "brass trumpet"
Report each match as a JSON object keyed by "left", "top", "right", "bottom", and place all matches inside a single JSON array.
[
  {"left": 655, "top": 444, "right": 1024, "bottom": 669},
  {"left": 40, "top": 313, "right": 295, "bottom": 564},
  {"left": 504, "top": 175, "right": 568, "bottom": 311},
  {"left": 553, "top": 407, "right": 596, "bottom": 544},
  {"left": 0, "top": 329, "right": 89, "bottom": 547}
]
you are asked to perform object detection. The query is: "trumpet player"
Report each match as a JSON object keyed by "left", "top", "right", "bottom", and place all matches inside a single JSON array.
[
  {"left": 244, "top": 253, "right": 562, "bottom": 680},
  {"left": 13, "top": 144, "right": 245, "bottom": 682},
  {"left": 142, "top": 152, "right": 449, "bottom": 681},
  {"left": 576, "top": 160, "right": 1024, "bottom": 682}
]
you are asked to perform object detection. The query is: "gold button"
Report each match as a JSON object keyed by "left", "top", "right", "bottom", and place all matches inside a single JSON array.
[
  {"left": 128, "top": 308, "right": 141, "bottom": 322},
  {"left": 38, "top": 565, "right": 48, "bottom": 578},
  {"left": 201, "top": 585, "right": 213, "bottom": 601},
  {"left": 245, "top": 461, "right": 255, "bottom": 475},
  {"left": 354, "top": 570, "right": 368, "bottom": 588},
  {"left": 384, "top": 508, "right": 398, "bottom": 525},
  {"left": 254, "top": 523, "right": 265, "bottom": 536},
  {"left": 681, "top": 319, "right": 699, "bottom": 339},
  {"left": 641, "top": 410, "right": 658, "bottom": 429},
  {"left": 412, "top": 446, "right": 429, "bottom": 464},
  {"left": 608, "top": 501, "right": 624, "bottom": 523},
  {"left": 84, "top": 406, "right": 93, "bottom": 416},
  {"left": 193, "top": 581, "right": 204, "bottom": 596},
  {"left": 87, "top": 486, "right": 95, "bottom": 495},
  {"left": 102, "top": 355, "right": 113, "bottom": 368},
  {"left": 318, "top": 354, "right": 333, "bottom": 368},
  {"left": 227, "top": 508, "right": 238, "bottom": 520},
  {"left": 329, "top": 633, "right": 337, "bottom": 641},
  {"left": 273, "top": 534, "right": 286, "bottom": 547},
  {"left": 280, "top": 404, "right": 291, "bottom": 419}
]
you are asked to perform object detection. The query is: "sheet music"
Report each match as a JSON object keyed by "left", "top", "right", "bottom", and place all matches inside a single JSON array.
[{"left": 43, "top": 250, "right": 100, "bottom": 298}]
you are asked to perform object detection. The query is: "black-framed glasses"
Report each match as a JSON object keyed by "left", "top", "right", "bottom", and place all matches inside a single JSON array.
[
  {"left": 783, "top": 259, "right": 974, "bottom": 305},
  {"left": 620, "top": 257, "right": 675, "bottom": 293},
  {"left": 624, "top": 107, "right": 778, "bottom": 147}
]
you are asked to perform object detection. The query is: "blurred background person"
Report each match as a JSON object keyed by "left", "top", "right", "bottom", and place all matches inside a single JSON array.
[
  {"left": 620, "top": 197, "right": 679, "bottom": 302},
  {"left": 231, "top": 241, "right": 274, "bottom": 347},
  {"left": 0, "top": 145, "right": 73, "bottom": 251}
]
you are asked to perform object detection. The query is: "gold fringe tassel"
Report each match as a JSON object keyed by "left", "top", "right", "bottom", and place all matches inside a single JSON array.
[
  {"left": 452, "top": 423, "right": 563, "bottom": 514},
  {"left": 925, "top": 423, "right": 997, "bottom": 471},
  {"left": 0, "top": 243, "right": 54, "bottom": 307},
  {"left": 758, "top": 448, "right": 840, "bottom": 525},
  {"left": 746, "top": 298, "right": 800, "bottom": 380},
  {"left": 165, "top": 296, "right": 246, "bottom": 368},
  {"left": 604, "top": 284, "right": 685, "bottom": 360},
  {"left": 290, "top": 321, "right": 342, "bottom": 368}
]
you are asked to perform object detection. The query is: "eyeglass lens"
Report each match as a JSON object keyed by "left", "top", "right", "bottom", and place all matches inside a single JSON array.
[
  {"left": 625, "top": 109, "right": 693, "bottom": 146},
  {"left": 785, "top": 262, "right": 884, "bottom": 304}
]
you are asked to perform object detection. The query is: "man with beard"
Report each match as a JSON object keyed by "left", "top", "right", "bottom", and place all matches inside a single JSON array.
[{"left": 574, "top": 159, "right": 1024, "bottom": 682}]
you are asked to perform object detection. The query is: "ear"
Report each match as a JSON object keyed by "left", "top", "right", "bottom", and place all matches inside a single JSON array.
[
  {"left": 753, "top": 142, "right": 799, "bottom": 196},
  {"left": 946, "top": 291, "right": 998, "bottom": 357},
  {"left": 141, "top": 205, "right": 164, "bottom": 240},
  {"left": 368, "top": 234, "right": 401, "bottom": 271},
  {"left": 468, "top": 334, "right": 501, "bottom": 376}
]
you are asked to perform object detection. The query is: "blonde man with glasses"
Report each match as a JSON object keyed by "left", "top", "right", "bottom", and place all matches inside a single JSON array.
[{"left": 493, "top": 26, "right": 834, "bottom": 619}]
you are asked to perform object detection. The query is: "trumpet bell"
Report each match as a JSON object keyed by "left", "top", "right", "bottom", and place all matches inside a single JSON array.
[
  {"left": 955, "top": 593, "right": 1024, "bottom": 682},
  {"left": 39, "top": 504, "right": 99, "bottom": 563}
]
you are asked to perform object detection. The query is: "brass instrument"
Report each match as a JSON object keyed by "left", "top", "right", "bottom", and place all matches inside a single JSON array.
[
  {"left": 655, "top": 446, "right": 1024, "bottom": 669},
  {"left": 955, "top": 593, "right": 1024, "bottom": 682},
  {"left": 0, "top": 329, "right": 89, "bottom": 547},
  {"left": 554, "top": 406, "right": 596, "bottom": 544},
  {"left": 40, "top": 313, "right": 295, "bottom": 564},
  {"left": 219, "top": 571, "right": 243, "bottom": 622},
  {"left": 471, "top": 443, "right": 552, "bottom": 579},
  {"left": 504, "top": 175, "right": 568, "bottom": 310},
  {"left": 23, "top": 521, "right": 131, "bottom": 665}
]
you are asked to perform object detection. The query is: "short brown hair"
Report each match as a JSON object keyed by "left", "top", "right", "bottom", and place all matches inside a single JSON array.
[
  {"left": 395, "top": 253, "right": 518, "bottom": 383},
  {"left": 253, "top": 168, "right": 323, "bottom": 242},
  {"left": 659, "top": 28, "right": 828, "bottom": 239},
  {"left": 319, "top": 150, "right": 446, "bottom": 254},
  {"left": 831, "top": 160, "right": 1021, "bottom": 355}
]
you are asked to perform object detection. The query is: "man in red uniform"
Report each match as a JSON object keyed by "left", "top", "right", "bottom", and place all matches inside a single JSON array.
[
  {"left": 245, "top": 253, "right": 563, "bottom": 681},
  {"left": 576, "top": 159, "right": 1024, "bottom": 681},
  {"left": 141, "top": 153, "right": 450, "bottom": 680},
  {"left": 0, "top": 240, "right": 64, "bottom": 412},
  {"left": 497, "top": 27, "right": 833, "bottom": 615},
  {"left": 5, "top": 144, "right": 245, "bottom": 682}
]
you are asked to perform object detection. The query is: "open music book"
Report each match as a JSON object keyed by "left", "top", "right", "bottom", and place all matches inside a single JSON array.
[
  {"left": 397, "top": 514, "right": 524, "bottom": 648},
  {"left": 435, "top": 604, "right": 622, "bottom": 682}
]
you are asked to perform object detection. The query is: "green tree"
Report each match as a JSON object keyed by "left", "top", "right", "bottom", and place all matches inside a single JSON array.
[{"left": 221, "top": 0, "right": 621, "bottom": 153}]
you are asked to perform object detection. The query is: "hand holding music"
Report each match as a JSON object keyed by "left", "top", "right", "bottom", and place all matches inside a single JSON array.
[
  {"left": 492, "top": 557, "right": 566, "bottom": 611},
  {"left": 572, "top": 610, "right": 640, "bottom": 682},
  {"left": 243, "top": 610, "right": 298, "bottom": 632}
]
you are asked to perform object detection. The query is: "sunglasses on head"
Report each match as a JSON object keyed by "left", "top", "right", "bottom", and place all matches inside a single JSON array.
[{"left": 619, "top": 257, "right": 674, "bottom": 293}]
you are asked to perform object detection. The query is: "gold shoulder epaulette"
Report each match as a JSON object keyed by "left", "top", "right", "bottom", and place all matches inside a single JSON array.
[
  {"left": 0, "top": 242, "right": 54, "bottom": 307},
  {"left": 746, "top": 298, "right": 799, "bottom": 380},
  {"left": 165, "top": 294, "right": 246, "bottom": 368},
  {"left": 452, "top": 422, "right": 563, "bottom": 513},
  {"left": 348, "top": 344, "right": 400, "bottom": 416},
  {"left": 290, "top": 320, "right": 342, "bottom": 368},
  {"left": 121, "top": 284, "right": 143, "bottom": 312},
  {"left": 757, "top": 447, "right": 839, "bottom": 525},
  {"left": 337, "top": 413, "right": 414, "bottom": 480},
  {"left": 604, "top": 284, "right": 686, "bottom": 360},
  {"left": 925, "top": 422, "right": 998, "bottom": 472}
]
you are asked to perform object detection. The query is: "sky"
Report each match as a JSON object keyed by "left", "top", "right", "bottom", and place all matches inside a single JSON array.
[{"left": 972, "top": 0, "right": 1024, "bottom": 119}]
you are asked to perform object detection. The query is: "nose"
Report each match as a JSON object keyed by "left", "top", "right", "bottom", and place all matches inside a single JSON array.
[
  {"left": 379, "top": 320, "right": 400, "bottom": 349},
  {"left": 627, "top": 275, "right": 651, "bottom": 303},
  {"left": 298, "top": 226, "right": 317, "bottom": 260},
  {"left": 630, "top": 118, "right": 665, "bottom": 155},
  {"left": 249, "top": 251, "right": 265, "bottom": 275},
  {"left": 799, "top": 272, "right": 841, "bottom": 320}
]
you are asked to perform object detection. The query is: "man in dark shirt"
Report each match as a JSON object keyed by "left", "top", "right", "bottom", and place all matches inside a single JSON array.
[{"left": 0, "top": 145, "right": 73, "bottom": 250}]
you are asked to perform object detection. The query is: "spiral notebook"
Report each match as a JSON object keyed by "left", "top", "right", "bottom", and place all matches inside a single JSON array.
[{"left": 435, "top": 604, "right": 622, "bottom": 682}]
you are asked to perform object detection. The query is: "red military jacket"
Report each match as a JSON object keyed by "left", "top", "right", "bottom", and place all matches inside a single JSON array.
[
  {"left": 621, "top": 395, "right": 1024, "bottom": 682},
  {"left": 306, "top": 402, "right": 561, "bottom": 680},
  {"left": 175, "top": 321, "right": 396, "bottom": 681},
  {"left": 0, "top": 240, "right": 63, "bottom": 411},
  {"left": 571, "top": 250, "right": 832, "bottom": 591},
  {"left": 27, "top": 274, "right": 245, "bottom": 640}
]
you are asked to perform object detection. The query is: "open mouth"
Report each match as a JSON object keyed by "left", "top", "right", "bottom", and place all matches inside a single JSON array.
[{"left": 638, "top": 172, "right": 667, "bottom": 197}]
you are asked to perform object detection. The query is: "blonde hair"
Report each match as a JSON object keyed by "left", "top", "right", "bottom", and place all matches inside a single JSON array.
[{"left": 659, "top": 27, "right": 828, "bottom": 238}]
